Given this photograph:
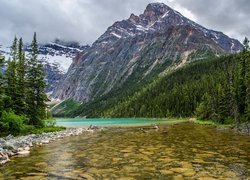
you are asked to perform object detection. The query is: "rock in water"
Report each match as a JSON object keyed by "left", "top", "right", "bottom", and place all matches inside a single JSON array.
[{"left": 0, "top": 152, "right": 9, "bottom": 164}]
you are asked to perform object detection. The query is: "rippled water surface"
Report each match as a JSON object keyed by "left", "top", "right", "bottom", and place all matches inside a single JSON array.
[{"left": 0, "top": 122, "right": 249, "bottom": 179}]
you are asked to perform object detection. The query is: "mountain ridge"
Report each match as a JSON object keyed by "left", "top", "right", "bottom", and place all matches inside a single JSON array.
[
  {"left": 50, "top": 2, "right": 242, "bottom": 102},
  {"left": 0, "top": 39, "right": 89, "bottom": 92}
]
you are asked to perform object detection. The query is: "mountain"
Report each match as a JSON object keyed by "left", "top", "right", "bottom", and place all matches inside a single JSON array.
[
  {"left": 50, "top": 3, "right": 242, "bottom": 102},
  {"left": 52, "top": 54, "right": 234, "bottom": 118},
  {"left": 0, "top": 40, "right": 89, "bottom": 92}
]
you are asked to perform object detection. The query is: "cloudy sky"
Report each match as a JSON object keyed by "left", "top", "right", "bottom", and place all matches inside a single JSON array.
[{"left": 0, "top": 0, "right": 249, "bottom": 45}]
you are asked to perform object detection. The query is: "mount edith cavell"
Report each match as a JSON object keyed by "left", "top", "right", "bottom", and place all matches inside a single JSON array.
[
  {"left": 1, "top": 1, "right": 250, "bottom": 179},
  {"left": 51, "top": 3, "right": 243, "bottom": 118}
]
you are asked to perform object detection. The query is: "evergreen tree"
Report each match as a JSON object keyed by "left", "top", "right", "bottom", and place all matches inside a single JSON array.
[
  {"left": 0, "top": 52, "right": 5, "bottom": 114},
  {"left": 242, "top": 38, "right": 250, "bottom": 122},
  {"left": 15, "top": 38, "right": 27, "bottom": 115},
  {"left": 26, "top": 33, "right": 47, "bottom": 126},
  {"left": 5, "top": 37, "right": 18, "bottom": 111},
  {"left": 237, "top": 39, "right": 247, "bottom": 114}
]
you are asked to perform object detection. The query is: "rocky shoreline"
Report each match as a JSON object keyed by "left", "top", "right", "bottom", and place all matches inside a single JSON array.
[{"left": 0, "top": 126, "right": 100, "bottom": 165}]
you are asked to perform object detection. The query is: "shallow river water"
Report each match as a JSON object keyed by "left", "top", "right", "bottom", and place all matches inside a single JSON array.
[{"left": 0, "top": 122, "right": 249, "bottom": 179}]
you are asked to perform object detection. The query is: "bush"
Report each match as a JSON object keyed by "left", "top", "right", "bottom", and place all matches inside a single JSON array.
[
  {"left": 0, "top": 121, "right": 9, "bottom": 131},
  {"left": 22, "top": 124, "right": 36, "bottom": 133},
  {"left": 45, "top": 118, "right": 56, "bottom": 127},
  {"left": 0, "top": 111, "right": 26, "bottom": 133}
]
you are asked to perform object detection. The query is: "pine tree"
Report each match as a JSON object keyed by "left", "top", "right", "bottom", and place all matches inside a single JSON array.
[
  {"left": 26, "top": 33, "right": 47, "bottom": 126},
  {"left": 242, "top": 38, "right": 250, "bottom": 122},
  {"left": 237, "top": 38, "right": 248, "bottom": 115},
  {"left": 0, "top": 51, "right": 5, "bottom": 115},
  {"left": 5, "top": 37, "right": 18, "bottom": 111},
  {"left": 15, "top": 38, "right": 27, "bottom": 115}
]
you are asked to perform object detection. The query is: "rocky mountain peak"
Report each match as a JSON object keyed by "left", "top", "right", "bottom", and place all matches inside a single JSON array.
[
  {"left": 50, "top": 3, "right": 243, "bottom": 102},
  {"left": 128, "top": 13, "right": 140, "bottom": 24},
  {"left": 143, "top": 3, "right": 171, "bottom": 18}
]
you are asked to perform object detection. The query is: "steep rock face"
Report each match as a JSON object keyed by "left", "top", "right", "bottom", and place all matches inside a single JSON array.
[
  {"left": 24, "top": 40, "right": 90, "bottom": 93},
  {"left": 24, "top": 40, "right": 90, "bottom": 73},
  {"left": 0, "top": 40, "right": 89, "bottom": 93},
  {"left": 51, "top": 3, "right": 242, "bottom": 101}
]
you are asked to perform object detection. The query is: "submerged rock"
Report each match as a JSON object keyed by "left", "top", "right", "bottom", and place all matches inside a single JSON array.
[
  {"left": 0, "top": 152, "right": 9, "bottom": 164},
  {"left": 0, "top": 127, "right": 100, "bottom": 165}
]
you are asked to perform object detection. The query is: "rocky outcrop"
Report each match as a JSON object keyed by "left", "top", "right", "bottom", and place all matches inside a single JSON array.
[
  {"left": 25, "top": 40, "right": 90, "bottom": 93},
  {"left": 1, "top": 40, "right": 90, "bottom": 93},
  {"left": 50, "top": 3, "right": 242, "bottom": 102}
]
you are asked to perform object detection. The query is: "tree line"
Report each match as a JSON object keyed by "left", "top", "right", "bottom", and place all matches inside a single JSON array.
[
  {"left": 0, "top": 33, "right": 47, "bottom": 133},
  {"left": 68, "top": 38, "right": 249, "bottom": 126}
]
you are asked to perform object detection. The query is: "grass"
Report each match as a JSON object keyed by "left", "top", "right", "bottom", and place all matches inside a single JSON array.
[
  {"left": 191, "top": 118, "right": 236, "bottom": 129},
  {"left": 0, "top": 126, "right": 66, "bottom": 137},
  {"left": 193, "top": 119, "right": 217, "bottom": 125},
  {"left": 27, "top": 126, "right": 66, "bottom": 134}
]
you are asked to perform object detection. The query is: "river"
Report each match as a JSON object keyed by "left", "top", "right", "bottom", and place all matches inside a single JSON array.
[{"left": 0, "top": 122, "right": 249, "bottom": 179}]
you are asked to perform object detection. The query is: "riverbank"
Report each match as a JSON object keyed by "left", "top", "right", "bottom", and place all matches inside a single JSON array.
[
  {"left": 0, "top": 126, "right": 100, "bottom": 165},
  {"left": 191, "top": 119, "right": 250, "bottom": 135},
  {"left": 1, "top": 122, "right": 249, "bottom": 179},
  {"left": 1, "top": 118, "right": 248, "bottom": 165}
]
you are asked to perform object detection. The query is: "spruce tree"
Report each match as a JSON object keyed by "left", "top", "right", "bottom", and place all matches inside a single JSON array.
[
  {"left": 15, "top": 38, "right": 27, "bottom": 115},
  {"left": 242, "top": 38, "right": 250, "bottom": 122},
  {"left": 26, "top": 33, "right": 47, "bottom": 126},
  {"left": 5, "top": 37, "right": 18, "bottom": 111},
  {"left": 0, "top": 52, "right": 5, "bottom": 115},
  {"left": 237, "top": 38, "right": 248, "bottom": 115}
]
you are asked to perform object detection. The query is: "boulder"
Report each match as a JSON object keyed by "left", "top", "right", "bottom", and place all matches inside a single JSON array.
[{"left": 0, "top": 152, "right": 9, "bottom": 164}]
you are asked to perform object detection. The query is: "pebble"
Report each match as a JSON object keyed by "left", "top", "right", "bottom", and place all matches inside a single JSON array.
[{"left": 0, "top": 126, "right": 100, "bottom": 164}]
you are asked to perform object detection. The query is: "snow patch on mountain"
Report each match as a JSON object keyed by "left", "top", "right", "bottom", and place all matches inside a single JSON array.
[
  {"left": 38, "top": 54, "right": 72, "bottom": 73},
  {"left": 135, "top": 25, "right": 149, "bottom": 32},
  {"left": 111, "top": 32, "right": 122, "bottom": 39},
  {"left": 161, "top": 11, "right": 170, "bottom": 18},
  {"left": 0, "top": 45, "right": 11, "bottom": 60}
]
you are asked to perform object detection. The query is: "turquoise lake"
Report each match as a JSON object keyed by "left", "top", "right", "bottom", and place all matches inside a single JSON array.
[{"left": 55, "top": 118, "right": 176, "bottom": 127}]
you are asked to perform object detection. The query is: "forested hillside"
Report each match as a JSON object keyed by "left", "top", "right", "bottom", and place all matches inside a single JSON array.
[{"left": 57, "top": 38, "right": 250, "bottom": 125}]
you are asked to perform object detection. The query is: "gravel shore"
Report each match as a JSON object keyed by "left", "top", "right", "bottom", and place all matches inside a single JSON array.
[{"left": 0, "top": 127, "right": 99, "bottom": 165}]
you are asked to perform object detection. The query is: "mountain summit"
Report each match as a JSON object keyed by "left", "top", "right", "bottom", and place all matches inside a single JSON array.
[
  {"left": 51, "top": 3, "right": 242, "bottom": 101},
  {"left": 95, "top": 2, "right": 241, "bottom": 52}
]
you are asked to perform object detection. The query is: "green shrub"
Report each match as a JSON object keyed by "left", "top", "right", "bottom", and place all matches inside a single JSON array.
[
  {"left": 0, "top": 111, "right": 26, "bottom": 133},
  {"left": 0, "top": 121, "right": 9, "bottom": 131},
  {"left": 45, "top": 118, "right": 56, "bottom": 127},
  {"left": 22, "top": 124, "right": 36, "bottom": 132}
]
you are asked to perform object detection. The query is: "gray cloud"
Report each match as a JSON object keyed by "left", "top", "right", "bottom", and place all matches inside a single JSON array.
[
  {"left": 173, "top": 0, "right": 250, "bottom": 42},
  {"left": 0, "top": 0, "right": 249, "bottom": 45}
]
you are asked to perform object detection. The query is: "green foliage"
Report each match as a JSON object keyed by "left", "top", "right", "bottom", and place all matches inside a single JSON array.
[
  {"left": 5, "top": 37, "right": 18, "bottom": 111},
  {"left": 51, "top": 99, "right": 81, "bottom": 117},
  {"left": 64, "top": 41, "right": 249, "bottom": 126},
  {"left": 0, "top": 33, "right": 52, "bottom": 135},
  {"left": 45, "top": 118, "right": 56, "bottom": 127},
  {"left": 0, "top": 111, "right": 26, "bottom": 133},
  {"left": 105, "top": 56, "right": 233, "bottom": 119},
  {"left": 25, "top": 32, "right": 47, "bottom": 126},
  {"left": 0, "top": 52, "right": 5, "bottom": 114},
  {"left": 15, "top": 37, "right": 27, "bottom": 115},
  {"left": 27, "top": 126, "right": 65, "bottom": 134}
]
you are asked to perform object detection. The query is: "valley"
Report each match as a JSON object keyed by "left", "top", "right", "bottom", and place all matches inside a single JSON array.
[{"left": 0, "top": 1, "right": 249, "bottom": 179}]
